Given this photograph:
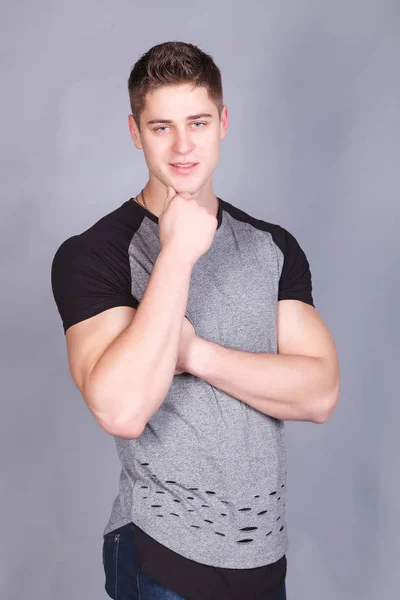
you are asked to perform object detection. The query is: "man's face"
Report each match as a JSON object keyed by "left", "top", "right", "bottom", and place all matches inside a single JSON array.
[{"left": 131, "top": 83, "right": 228, "bottom": 195}]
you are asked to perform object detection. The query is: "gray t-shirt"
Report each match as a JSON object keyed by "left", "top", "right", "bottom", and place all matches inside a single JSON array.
[{"left": 51, "top": 195, "right": 314, "bottom": 569}]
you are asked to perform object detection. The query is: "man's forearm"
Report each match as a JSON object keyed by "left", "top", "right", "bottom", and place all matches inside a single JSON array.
[
  {"left": 87, "top": 248, "right": 193, "bottom": 438},
  {"left": 186, "top": 338, "right": 338, "bottom": 423}
]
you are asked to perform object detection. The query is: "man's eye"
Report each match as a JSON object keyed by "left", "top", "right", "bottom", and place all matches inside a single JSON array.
[{"left": 154, "top": 122, "right": 206, "bottom": 132}]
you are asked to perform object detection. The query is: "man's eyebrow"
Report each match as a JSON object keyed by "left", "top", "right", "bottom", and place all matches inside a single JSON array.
[{"left": 147, "top": 113, "right": 214, "bottom": 125}]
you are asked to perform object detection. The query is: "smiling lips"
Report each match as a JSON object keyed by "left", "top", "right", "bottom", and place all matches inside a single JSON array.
[{"left": 169, "top": 162, "right": 199, "bottom": 174}]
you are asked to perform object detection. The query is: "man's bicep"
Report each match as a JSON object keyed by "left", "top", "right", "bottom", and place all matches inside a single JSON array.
[
  {"left": 276, "top": 299, "right": 339, "bottom": 383},
  {"left": 275, "top": 223, "right": 326, "bottom": 357},
  {"left": 51, "top": 235, "right": 139, "bottom": 395},
  {"left": 66, "top": 305, "right": 136, "bottom": 395}
]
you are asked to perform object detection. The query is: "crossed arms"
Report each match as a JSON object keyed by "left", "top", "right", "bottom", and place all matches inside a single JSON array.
[
  {"left": 65, "top": 249, "right": 340, "bottom": 438},
  {"left": 184, "top": 299, "right": 340, "bottom": 424}
]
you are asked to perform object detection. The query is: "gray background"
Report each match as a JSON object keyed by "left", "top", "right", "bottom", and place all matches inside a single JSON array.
[{"left": 1, "top": 1, "right": 398, "bottom": 598}]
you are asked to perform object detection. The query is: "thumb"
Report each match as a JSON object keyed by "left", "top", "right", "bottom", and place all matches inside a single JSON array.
[{"left": 164, "top": 185, "right": 177, "bottom": 209}]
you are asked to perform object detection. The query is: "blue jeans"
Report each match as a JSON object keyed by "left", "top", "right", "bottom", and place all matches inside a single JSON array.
[{"left": 102, "top": 522, "right": 287, "bottom": 599}]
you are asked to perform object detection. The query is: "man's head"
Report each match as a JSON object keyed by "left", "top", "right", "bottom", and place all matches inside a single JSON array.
[{"left": 127, "top": 41, "right": 228, "bottom": 196}]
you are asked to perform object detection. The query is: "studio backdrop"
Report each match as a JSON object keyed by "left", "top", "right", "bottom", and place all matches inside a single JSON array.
[{"left": 1, "top": 1, "right": 398, "bottom": 598}]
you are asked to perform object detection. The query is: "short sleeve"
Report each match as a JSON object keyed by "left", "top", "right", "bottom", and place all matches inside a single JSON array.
[
  {"left": 277, "top": 227, "right": 315, "bottom": 307},
  {"left": 51, "top": 235, "right": 139, "bottom": 335}
]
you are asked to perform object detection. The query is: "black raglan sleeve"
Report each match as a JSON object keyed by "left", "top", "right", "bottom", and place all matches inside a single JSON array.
[
  {"left": 277, "top": 226, "right": 315, "bottom": 307},
  {"left": 51, "top": 235, "right": 139, "bottom": 335}
]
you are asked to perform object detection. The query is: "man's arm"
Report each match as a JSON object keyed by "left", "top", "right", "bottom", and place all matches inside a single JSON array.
[
  {"left": 67, "top": 247, "right": 193, "bottom": 439},
  {"left": 185, "top": 300, "right": 340, "bottom": 424},
  {"left": 63, "top": 188, "right": 218, "bottom": 440}
]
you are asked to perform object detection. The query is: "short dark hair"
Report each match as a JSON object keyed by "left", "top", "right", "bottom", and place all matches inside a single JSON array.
[{"left": 127, "top": 41, "right": 224, "bottom": 132}]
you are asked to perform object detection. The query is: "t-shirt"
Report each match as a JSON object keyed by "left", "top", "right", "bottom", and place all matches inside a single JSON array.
[{"left": 51, "top": 195, "right": 315, "bottom": 600}]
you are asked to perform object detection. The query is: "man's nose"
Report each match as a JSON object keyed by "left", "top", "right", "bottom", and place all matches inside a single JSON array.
[{"left": 172, "top": 129, "right": 195, "bottom": 154}]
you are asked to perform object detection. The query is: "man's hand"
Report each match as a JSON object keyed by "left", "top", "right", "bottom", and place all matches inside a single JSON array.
[
  {"left": 159, "top": 186, "right": 218, "bottom": 269},
  {"left": 174, "top": 317, "right": 197, "bottom": 375}
]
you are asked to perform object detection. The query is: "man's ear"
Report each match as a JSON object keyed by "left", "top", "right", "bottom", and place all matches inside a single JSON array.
[
  {"left": 128, "top": 114, "right": 143, "bottom": 149},
  {"left": 219, "top": 104, "right": 228, "bottom": 140}
]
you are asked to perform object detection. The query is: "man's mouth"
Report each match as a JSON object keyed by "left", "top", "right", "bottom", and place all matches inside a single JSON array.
[{"left": 169, "top": 163, "right": 199, "bottom": 174}]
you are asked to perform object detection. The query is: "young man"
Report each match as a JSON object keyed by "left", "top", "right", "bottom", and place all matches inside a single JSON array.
[{"left": 51, "top": 41, "right": 339, "bottom": 600}]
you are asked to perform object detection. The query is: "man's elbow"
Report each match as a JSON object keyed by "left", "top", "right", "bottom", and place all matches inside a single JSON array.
[
  {"left": 83, "top": 378, "right": 146, "bottom": 439},
  {"left": 110, "top": 423, "right": 144, "bottom": 439},
  {"left": 101, "top": 416, "right": 145, "bottom": 439},
  {"left": 312, "top": 381, "right": 340, "bottom": 424},
  {"left": 88, "top": 399, "right": 145, "bottom": 439}
]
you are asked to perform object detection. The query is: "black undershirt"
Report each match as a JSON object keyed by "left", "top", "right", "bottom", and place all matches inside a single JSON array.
[{"left": 133, "top": 521, "right": 287, "bottom": 600}]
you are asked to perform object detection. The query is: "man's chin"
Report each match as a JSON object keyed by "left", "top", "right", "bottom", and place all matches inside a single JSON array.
[
  {"left": 168, "top": 180, "right": 203, "bottom": 197},
  {"left": 156, "top": 170, "right": 207, "bottom": 196}
]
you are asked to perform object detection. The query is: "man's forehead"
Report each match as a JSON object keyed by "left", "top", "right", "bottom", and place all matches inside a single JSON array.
[{"left": 143, "top": 84, "right": 215, "bottom": 119}]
